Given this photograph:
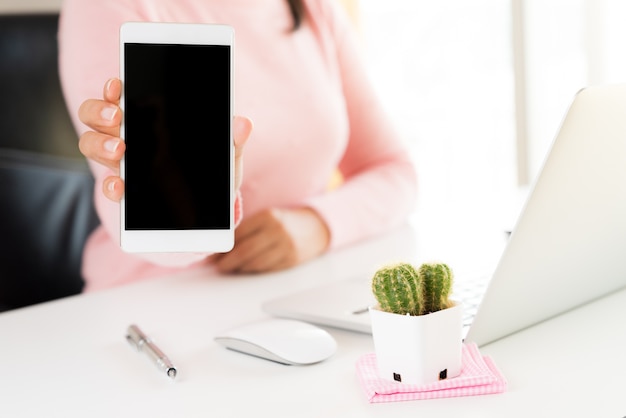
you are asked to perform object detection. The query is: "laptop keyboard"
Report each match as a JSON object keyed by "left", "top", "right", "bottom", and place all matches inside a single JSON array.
[{"left": 452, "top": 271, "right": 491, "bottom": 328}]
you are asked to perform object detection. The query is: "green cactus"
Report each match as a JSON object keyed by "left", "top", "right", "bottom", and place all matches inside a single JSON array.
[
  {"left": 419, "top": 262, "right": 454, "bottom": 314},
  {"left": 371, "top": 263, "right": 422, "bottom": 316},
  {"left": 371, "top": 261, "right": 454, "bottom": 316}
]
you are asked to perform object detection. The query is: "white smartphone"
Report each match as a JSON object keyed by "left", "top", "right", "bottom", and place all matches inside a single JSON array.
[{"left": 119, "top": 22, "right": 235, "bottom": 253}]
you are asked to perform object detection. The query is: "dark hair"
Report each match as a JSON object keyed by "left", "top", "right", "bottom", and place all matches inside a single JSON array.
[{"left": 287, "top": 0, "right": 305, "bottom": 30}]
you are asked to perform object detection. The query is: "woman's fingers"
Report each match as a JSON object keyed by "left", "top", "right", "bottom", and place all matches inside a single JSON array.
[
  {"left": 78, "top": 99, "right": 122, "bottom": 138},
  {"left": 233, "top": 116, "right": 253, "bottom": 151},
  {"left": 103, "top": 78, "right": 122, "bottom": 104},
  {"left": 233, "top": 116, "right": 253, "bottom": 190},
  {"left": 78, "top": 130, "right": 125, "bottom": 172},
  {"left": 102, "top": 176, "right": 125, "bottom": 202},
  {"left": 78, "top": 78, "right": 251, "bottom": 205},
  {"left": 78, "top": 78, "right": 122, "bottom": 137}
]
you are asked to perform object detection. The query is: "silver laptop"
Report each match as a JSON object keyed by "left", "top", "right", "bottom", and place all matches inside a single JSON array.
[{"left": 263, "top": 83, "right": 626, "bottom": 346}]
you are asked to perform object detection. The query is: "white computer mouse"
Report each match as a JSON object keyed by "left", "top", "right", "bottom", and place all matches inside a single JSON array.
[{"left": 214, "top": 318, "right": 337, "bottom": 365}]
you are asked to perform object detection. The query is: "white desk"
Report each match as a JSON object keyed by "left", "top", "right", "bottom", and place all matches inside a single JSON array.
[{"left": 1, "top": 222, "right": 625, "bottom": 418}]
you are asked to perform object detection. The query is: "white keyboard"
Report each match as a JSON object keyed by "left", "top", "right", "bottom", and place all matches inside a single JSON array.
[{"left": 451, "top": 270, "right": 491, "bottom": 328}]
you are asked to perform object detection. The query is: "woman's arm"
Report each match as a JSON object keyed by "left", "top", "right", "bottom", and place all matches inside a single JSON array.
[{"left": 303, "top": 0, "right": 418, "bottom": 250}]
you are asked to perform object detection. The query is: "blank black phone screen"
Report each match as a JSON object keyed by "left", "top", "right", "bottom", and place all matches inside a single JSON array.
[{"left": 123, "top": 43, "right": 230, "bottom": 230}]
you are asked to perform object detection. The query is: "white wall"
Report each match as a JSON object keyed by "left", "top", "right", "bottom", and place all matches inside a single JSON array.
[
  {"left": 359, "top": 0, "right": 519, "bottom": 230},
  {"left": 0, "top": 0, "right": 62, "bottom": 13}
]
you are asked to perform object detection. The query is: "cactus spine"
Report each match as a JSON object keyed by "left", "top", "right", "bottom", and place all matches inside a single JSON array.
[{"left": 371, "top": 261, "right": 454, "bottom": 316}]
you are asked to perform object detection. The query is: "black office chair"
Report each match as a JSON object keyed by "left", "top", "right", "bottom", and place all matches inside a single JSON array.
[{"left": 0, "top": 14, "right": 99, "bottom": 311}]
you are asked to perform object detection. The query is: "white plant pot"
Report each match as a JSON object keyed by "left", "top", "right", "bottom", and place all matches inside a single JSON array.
[{"left": 369, "top": 302, "right": 463, "bottom": 385}]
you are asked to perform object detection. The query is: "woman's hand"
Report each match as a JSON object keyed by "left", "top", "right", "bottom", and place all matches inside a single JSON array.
[
  {"left": 209, "top": 207, "right": 330, "bottom": 273},
  {"left": 77, "top": 78, "right": 252, "bottom": 202},
  {"left": 77, "top": 78, "right": 327, "bottom": 273}
]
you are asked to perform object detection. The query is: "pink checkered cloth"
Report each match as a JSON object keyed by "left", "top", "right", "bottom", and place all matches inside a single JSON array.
[{"left": 355, "top": 342, "right": 507, "bottom": 403}]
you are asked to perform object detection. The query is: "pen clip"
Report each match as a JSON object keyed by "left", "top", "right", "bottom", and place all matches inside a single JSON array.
[{"left": 126, "top": 324, "right": 146, "bottom": 351}]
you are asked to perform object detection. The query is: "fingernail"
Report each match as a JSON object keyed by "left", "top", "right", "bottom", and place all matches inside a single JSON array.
[
  {"left": 105, "top": 78, "right": 114, "bottom": 93},
  {"left": 101, "top": 106, "right": 118, "bottom": 121},
  {"left": 107, "top": 180, "right": 116, "bottom": 193},
  {"left": 104, "top": 138, "right": 119, "bottom": 153}
]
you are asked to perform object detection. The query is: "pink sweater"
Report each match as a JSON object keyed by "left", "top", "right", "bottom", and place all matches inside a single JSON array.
[{"left": 59, "top": 0, "right": 417, "bottom": 292}]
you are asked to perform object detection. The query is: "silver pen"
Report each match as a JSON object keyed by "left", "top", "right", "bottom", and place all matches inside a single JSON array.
[{"left": 126, "top": 324, "right": 177, "bottom": 379}]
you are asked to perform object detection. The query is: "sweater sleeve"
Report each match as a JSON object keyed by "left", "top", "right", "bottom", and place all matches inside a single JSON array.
[{"left": 303, "top": 0, "right": 418, "bottom": 250}]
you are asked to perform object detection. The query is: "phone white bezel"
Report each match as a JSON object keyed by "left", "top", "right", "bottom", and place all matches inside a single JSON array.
[{"left": 119, "top": 22, "right": 235, "bottom": 253}]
